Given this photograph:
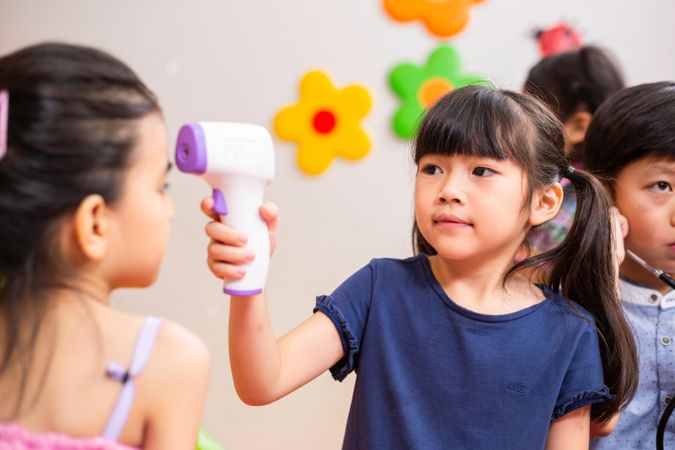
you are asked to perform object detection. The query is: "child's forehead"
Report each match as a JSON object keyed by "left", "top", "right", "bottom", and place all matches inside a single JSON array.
[
  {"left": 633, "top": 154, "right": 675, "bottom": 173},
  {"left": 420, "top": 151, "right": 508, "bottom": 161}
]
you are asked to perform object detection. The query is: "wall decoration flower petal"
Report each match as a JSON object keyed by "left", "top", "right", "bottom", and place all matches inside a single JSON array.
[
  {"left": 273, "top": 71, "right": 373, "bottom": 176},
  {"left": 383, "top": 0, "right": 485, "bottom": 39},
  {"left": 389, "top": 45, "right": 488, "bottom": 139}
]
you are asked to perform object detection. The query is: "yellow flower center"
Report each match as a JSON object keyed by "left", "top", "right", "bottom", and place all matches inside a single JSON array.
[{"left": 418, "top": 77, "right": 454, "bottom": 108}]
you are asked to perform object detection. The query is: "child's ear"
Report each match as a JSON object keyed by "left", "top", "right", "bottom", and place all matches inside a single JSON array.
[
  {"left": 563, "top": 111, "right": 592, "bottom": 146},
  {"left": 529, "top": 182, "right": 564, "bottom": 226},
  {"left": 73, "top": 194, "right": 109, "bottom": 261}
]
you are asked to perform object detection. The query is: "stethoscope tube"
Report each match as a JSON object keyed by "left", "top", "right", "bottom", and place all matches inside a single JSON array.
[
  {"left": 625, "top": 250, "right": 675, "bottom": 450},
  {"left": 658, "top": 397, "right": 675, "bottom": 450}
]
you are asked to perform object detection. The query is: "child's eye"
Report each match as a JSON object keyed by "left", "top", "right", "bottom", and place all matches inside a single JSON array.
[
  {"left": 472, "top": 167, "right": 496, "bottom": 177},
  {"left": 649, "top": 181, "right": 672, "bottom": 193},
  {"left": 420, "top": 164, "right": 442, "bottom": 175}
]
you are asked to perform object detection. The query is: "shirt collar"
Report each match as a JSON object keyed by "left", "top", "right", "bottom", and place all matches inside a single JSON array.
[{"left": 620, "top": 278, "right": 675, "bottom": 309}]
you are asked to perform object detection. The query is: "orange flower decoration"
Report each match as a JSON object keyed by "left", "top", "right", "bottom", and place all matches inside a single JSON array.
[{"left": 383, "top": 0, "right": 485, "bottom": 38}]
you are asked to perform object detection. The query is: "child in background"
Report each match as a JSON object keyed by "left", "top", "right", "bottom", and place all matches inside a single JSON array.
[
  {"left": 584, "top": 82, "right": 675, "bottom": 449},
  {"left": 203, "top": 86, "right": 637, "bottom": 449},
  {"left": 0, "top": 43, "right": 211, "bottom": 449},
  {"left": 523, "top": 46, "right": 625, "bottom": 255},
  {"left": 524, "top": 46, "right": 624, "bottom": 161}
]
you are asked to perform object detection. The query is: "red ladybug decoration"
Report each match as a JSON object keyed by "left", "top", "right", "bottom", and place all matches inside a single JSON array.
[{"left": 536, "top": 23, "right": 582, "bottom": 57}]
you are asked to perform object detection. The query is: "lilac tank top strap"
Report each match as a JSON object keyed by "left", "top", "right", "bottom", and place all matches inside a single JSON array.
[{"left": 101, "top": 316, "right": 163, "bottom": 442}]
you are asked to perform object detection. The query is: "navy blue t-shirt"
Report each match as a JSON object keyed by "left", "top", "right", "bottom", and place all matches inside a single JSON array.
[{"left": 314, "top": 255, "right": 611, "bottom": 450}]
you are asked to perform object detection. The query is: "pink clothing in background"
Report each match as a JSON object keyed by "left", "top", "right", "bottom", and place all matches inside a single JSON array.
[{"left": 0, "top": 423, "right": 139, "bottom": 450}]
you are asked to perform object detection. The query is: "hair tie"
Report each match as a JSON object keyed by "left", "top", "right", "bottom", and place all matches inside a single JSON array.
[
  {"left": 0, "top": 90, "right": 8, "bottom": 161},
  {"left": 565, "top": 165, "right": 575, "bottom": 177}
]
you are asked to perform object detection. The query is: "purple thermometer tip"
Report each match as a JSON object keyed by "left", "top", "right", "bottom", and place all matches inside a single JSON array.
[{"left": 175, "top": 123, "right": 207, "bottom": 174}]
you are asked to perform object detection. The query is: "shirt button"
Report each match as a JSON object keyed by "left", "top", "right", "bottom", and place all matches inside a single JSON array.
[
  {"left": 661, "top": 336, "right": 672, "bottom": 346},
  {"left": 665, "top": 396, "right": 673, "bottom": 407},
  {"left": 650, "top": 294, "right": 659, "bottom": 303}
]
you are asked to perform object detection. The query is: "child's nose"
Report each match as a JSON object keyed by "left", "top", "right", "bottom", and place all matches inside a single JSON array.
[{"left": 438, "top": 174, "right": 467, "bottom": 204}]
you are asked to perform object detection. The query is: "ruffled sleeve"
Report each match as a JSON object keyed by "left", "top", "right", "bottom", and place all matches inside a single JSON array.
[
  {"left": 552, "top": 386, "right": 613, "bottom": 419},
  {"left": 552, "top": 321, "right": 613, "bottom": 420},
  {"left": 313, "top": 262, "right": 375, "bottom": 381}
]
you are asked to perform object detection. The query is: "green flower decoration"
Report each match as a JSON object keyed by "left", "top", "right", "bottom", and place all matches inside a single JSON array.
[{"left": 389, "top": 45, "right": 489, "bottom": 139}]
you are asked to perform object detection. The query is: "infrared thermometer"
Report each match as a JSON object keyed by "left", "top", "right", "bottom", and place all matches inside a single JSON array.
[{"left": 175, "top": 122, "right": 275, "bottom": 296}]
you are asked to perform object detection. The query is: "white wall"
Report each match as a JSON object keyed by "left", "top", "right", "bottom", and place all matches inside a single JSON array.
[{"left": 1, "top": 1, "right": 673, "bottom": 448}]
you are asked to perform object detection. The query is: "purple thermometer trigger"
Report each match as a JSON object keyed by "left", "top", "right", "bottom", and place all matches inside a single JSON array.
[{"left": 212, "top": 188, "right": 228, "bottom": 215}]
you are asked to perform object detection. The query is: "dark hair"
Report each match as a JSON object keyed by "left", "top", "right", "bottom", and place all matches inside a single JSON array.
[
  {"left": 583, "top": 81, "right": 675, "bottom": 193},
  {"left": 412, "top": 85, "right": 638, "bottom": 422},
  {"left": 524, "top": 46, "right": 625, "bottom": 122},
  {"left": 0, "top": 42, "right": 160, "bottom": 417}
]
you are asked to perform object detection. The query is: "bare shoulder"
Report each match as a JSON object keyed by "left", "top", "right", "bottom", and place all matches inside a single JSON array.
[
  {"left": 132, "top": 318, "right": 212, "bottom": 426},
  {"left": 133, "top": 319, "right": 212, "bottom": 447},
  {"left": 149, "top": 319, "right": 212, "bottom": 380},
  {"left": 99, "top": 308, "right": 211, "bottom": 370},
  {"left": 102, "top": 308, "right": 212, "bottom": 390}
]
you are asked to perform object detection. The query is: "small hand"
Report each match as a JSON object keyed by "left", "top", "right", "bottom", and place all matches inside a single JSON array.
[{"left": 200, "top": 197, "right": 278, "bottom": 281}]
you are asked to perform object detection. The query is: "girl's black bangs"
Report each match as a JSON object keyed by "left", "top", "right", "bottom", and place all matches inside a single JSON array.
[{"left": 414, "top": 88, "right": 531, "bottom": 165}]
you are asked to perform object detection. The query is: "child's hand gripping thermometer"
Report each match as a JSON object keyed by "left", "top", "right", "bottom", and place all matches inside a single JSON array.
[{"left": 175, "top": 122, "right": 275, "bottom": 296}]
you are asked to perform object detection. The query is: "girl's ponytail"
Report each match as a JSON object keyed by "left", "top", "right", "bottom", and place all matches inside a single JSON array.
[{"left": 518, "top": 167, "right": 638, "bottom": 422}]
